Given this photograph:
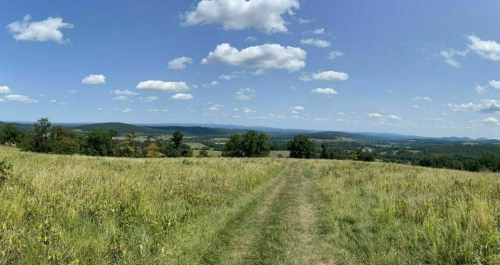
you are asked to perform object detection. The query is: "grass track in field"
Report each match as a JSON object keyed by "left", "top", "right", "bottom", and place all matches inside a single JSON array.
[{"left": 3, "top": 145, "right": 500, "bottom": 264}]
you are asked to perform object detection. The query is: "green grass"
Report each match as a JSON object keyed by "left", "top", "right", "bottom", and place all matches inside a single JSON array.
[
  {"left": 185, "top": 142, "right": 208, "bottom": 149},
  {"left": 2, "top": 145, "right": 500, "bottom": 264}
]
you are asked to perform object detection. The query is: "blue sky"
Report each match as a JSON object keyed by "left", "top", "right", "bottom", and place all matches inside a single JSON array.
[{"left": 2, "top": 0, "right": 500, "bottom": 138}]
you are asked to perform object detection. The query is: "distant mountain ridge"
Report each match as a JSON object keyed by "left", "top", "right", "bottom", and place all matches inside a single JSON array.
[{"left": 0, "top": 121, "right": 495, "bottom": 141}]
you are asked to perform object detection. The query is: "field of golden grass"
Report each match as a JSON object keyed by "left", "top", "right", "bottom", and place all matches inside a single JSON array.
[{"left": 1, "top": 145, "right": 500, "bottom": 264}]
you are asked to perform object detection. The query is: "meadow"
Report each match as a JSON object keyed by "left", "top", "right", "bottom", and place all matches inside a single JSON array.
[{"left": 1, "top": 145, "right": 500, "bottom": 264}]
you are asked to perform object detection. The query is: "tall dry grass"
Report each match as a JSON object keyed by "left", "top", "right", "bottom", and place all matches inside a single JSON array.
[{"left": 0, "top": 146, "right": 285, "bottom": 264}]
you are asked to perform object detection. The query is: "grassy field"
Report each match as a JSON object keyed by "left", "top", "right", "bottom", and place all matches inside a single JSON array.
[
  {"left": 1, "top": 146, "right": 500, "bottom": 264},
  {"left": 185, "top": 142, "right": 208, "bottom": 149},
  {"left": 191, "top": 150, "right": 290, "bottom": 158}
]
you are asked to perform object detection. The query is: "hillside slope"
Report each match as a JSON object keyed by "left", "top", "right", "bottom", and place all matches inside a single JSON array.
[{"left": 1, "top": 146, "right": 499, "bottom": 264}]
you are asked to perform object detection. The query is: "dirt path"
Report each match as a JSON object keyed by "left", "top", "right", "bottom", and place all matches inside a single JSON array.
[{"left": 203, "top": 161, "right": 334, "bottom": 265}]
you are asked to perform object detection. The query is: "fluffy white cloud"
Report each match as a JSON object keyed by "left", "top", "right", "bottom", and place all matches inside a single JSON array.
[
  {"left": 468, "top": 35, "right": 500, "bottom": 61},
  {"left": 483, "top": 117, "right": 499, "bottom": 126},
  {"left": 0, "top": 86, "right": 12, "bottom": 95},
  {"left": 489, "top": 80, "right": 500, "bottom": 89},
  {"left": 147, "top": 109, "right": 158, "bottom": 112},
  {"left": 245, "top": 36, "right": 257, "bottom": 42},
  {"left": 4, "top": 95, "right": 39, "bottom": 103},
  {"left": 182, "top": 0, "right": 300, "bottom": 34},
  {"left": 111, "top": 89, "right": 139, "bottom": 96},
  {"left": 388, "top": 115, "right": 402, "bottom": 120},
  {"left": 140, "top": 96, "right": 159, "bottom": 102},
  {"left": 112, "top": 96, "right": 128, "bottom": 101},
  {"left": 201, "top": 43, "right": 307, "bottom": 72},
  {"left": 301, "top": 71, "right": 349, "bottom": 81},
  {"left": 312, "top": 28, "right": 325, "bottom": 35},
  {"left": 300, "top": 39, "right": 331, "bottom": 48},
  {"left": 203, "top": 81, "right": 219, "bottom": 88},
  {"left": 440, "top": 49, "right": 468, "bottom": 68},
  {"left": 447, "top": 99, "right": 500, "bottom": 113},
  {"left": 311, "top": 87, "right": 337, "bottom": 96},
  {"left": 234, "top": 87, "right": 256, "bottom": 100},
  {"left": 292, "top": 106, "right": 304, "bottom": 111},
  {"left": 82, "top": 74, "right": 106, "bottom": 85},
  {"left": 68, "top": 90, "right": 77, "bottom": 94},
  {"left": 136, "top": 81, "right": 190, "bottom": 92},
  {"left": 368, "top": 113, "right": 383, "bottom": 118},
  {"left": 171, "top": 93, "right": 193, "bottom": 100},
  {"left": 219, "top": 75, "right": 232, "bottom": 80},
  {"left": 414, "top": 96, "right": 432, "bottom": 103},
  {"left": 475, "top": 85, "right": 489, "bottom": 94},
  {"left": 168, "top": 57, "right": 193, "bottom": 69},
  {"left": 123, "top": 109, "right": 132, "bottom": 113},
  {"left": 328, "top": 51, "right": 344, "bottom": 60},
  {"left": 298, "top": 18, "right": 314, "bottom": 24},
  {"left": 6, "top": 15, "right": 74, "bottom": 44}
]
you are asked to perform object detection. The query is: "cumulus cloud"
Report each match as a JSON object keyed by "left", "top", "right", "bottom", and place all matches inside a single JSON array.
[
  {"left": 171, "top": 93, "right": 193, "bottom": 100},
  {"left": 182, "top": 0, "right": 300, "bottom": 34},
  {"left": 490, "top": 80, "right": 500, "bottom": 89},
  {"left": 368, "top": 113, "right": 383, "bottom": 118},
  {"left": 388, "top": 115, "right": 402, "bottom": 120},
  {"left": 122, "top": 109, "right": 132, "bottom": 113},
  {"left": 483, "top": 117, "right": 500, "bottom": 126},
  {"left": 168, "top": 57, "right": 193, "bottom": 69},
  {"left": 6, "top": 15, "right": 74, "bottom": 44},
  {"left": 311, "top": 87, "right": 337, "bottom": 97},
  {"left": 219, "top": 75, "right": 232, "bottom": 80},
  {"left": 112, "top": 96, "right": 128, "bottom": 101},
  {"left": 292, "top": 106, "right": 305, "bottom": 111},
  {"left": 300, "top": 70, "right": 349, "bottom": 81},
  {"left": 140, "top": 96, "right": 159, "bottom": 102},
  {"left": 475, "top": 85, "right": 489, "bottom": 94},
  {"left": 234, "top": 87, "right": 256, "bottom": 100},
  {"left": 4, "top": 95, "right": 39, "bottom": 103},
  {"left": 312, "top": 28, "right": 325, "bottom": 35},
  {"left": 201, "top": 43, "right": 307, "bottom": 72},
  {"left": 203, "top": 81, "right": 219, "bottom": 88},
  {"left": 468, "top": 35, "right": 500, "bottom": 61},
  {"left": 447, "top": 99, "right": 500, "bottom": 113},
  {"left": 245, "top": 36, "right": 257, "bottom": 42},
  {"left": 298, "top": 18, "right": 315, "bottom": 24},
  {"left": 136, "top": 81, "right": 190, "bottom": 92},
  {"left": 111, "top": 89, "right": 139, "bottom": 96},
  {"left": 0, "top": 86, "right": 12, "bottom": 95},
  {"left": 440, "top": 49, "right": 468, "bottom": 68},
  {"left": 82, "top": 74, "right": 106, "bottom": 85},
  {"left": 328, "top": 51, "right": 344, "bottom": 60},
  {"left": 300, "top": 39, "right": 331, "bottom": 48},
  {"left": 414, "top": 96, "right": 432, "bottom": 103}
]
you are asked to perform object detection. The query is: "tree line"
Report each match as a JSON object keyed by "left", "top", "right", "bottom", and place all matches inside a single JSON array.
[
  {"left": 0, "top": 118, "right": 375, "bottom": 162},
  {"left": 0, "top": 118, "right": 192, "bottom": 158}
]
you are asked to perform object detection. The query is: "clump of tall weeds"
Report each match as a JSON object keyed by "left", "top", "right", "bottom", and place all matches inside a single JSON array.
[{"left": 0, "top": 158, "right": 12, "bottom": 183}]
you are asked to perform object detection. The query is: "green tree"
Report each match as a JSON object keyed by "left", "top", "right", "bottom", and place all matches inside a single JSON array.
[
  {"left": 81, "top": 129, "right": 115, "bottom": 156},
  {"left": 222, "top": 134, "right": 243, "bottom": 157},
  {"left": 49, "top": 126, "right": 80, "bottom": 155},
  {"left": 320, "top": 141, "right": 330, "bottom": 159},
  {"left": 171, "top": 131, "right": 184, "bottom": 157},
  {"left": 20, "top": 118, "right": 52, "bottom": 153},
  {"left": 0, "top": 123, "right": 20, "bottom": 146},
  {"left": 287, "top": 135, "right": 316, "bottom": 159},
  {"left": 197, "top": 148, "right": 210, "bottom": 158},
  {"left": 222, "top": 131, "right": 271, "bottom": 157}
]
